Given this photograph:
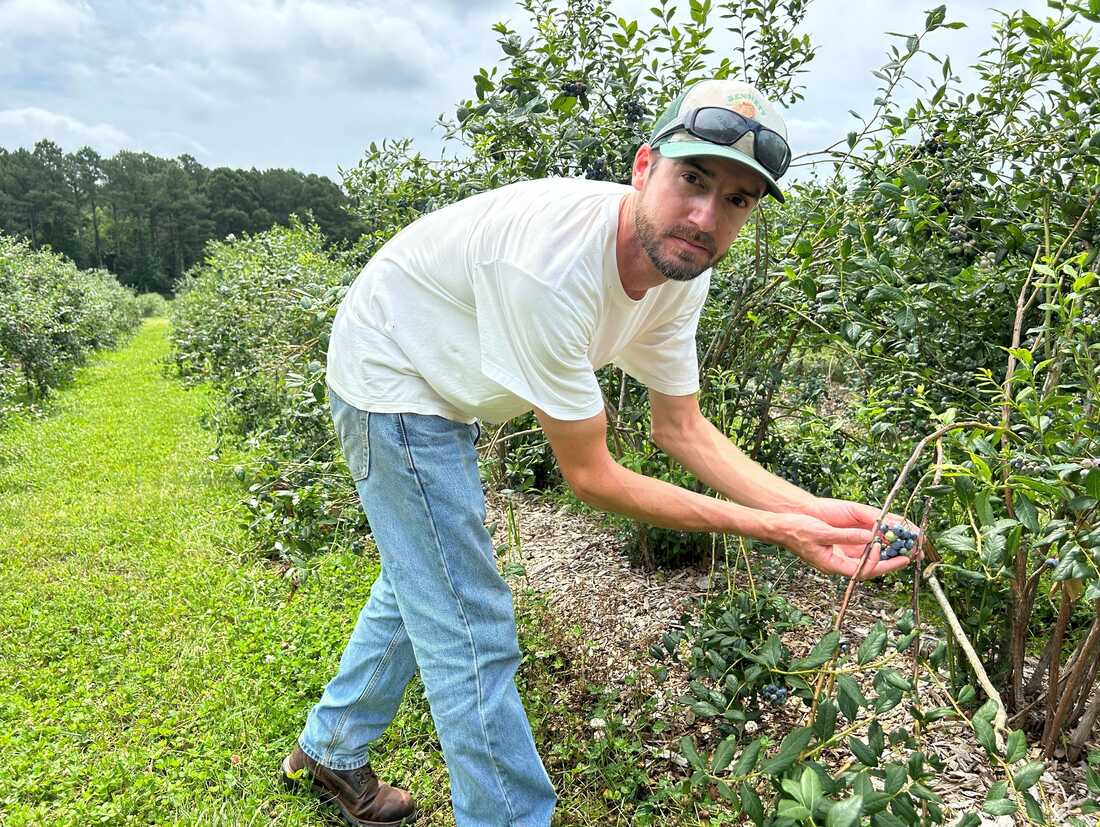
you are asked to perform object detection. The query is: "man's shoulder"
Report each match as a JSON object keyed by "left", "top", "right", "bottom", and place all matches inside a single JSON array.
[{"left": 474, "top": 176, "right": 631, "bottom": 209}]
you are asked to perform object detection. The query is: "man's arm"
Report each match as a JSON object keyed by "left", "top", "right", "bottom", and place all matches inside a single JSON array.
[
  {"left": 648, "top": 389, "right": 818, "bottom": 514},
  {"left": 533, "top": 405, "right": 906, "bottom": 579},
  {"left": 647, "top": 389, "right": 916, "bottom": 573}
]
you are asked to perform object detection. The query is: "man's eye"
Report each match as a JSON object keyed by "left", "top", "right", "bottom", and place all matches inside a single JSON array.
[
  {"left": 682, "top": 173, "right": 700, "bottom": 186},
  {"left": 728, "top": 196, "right": 747, "bottom": 208}
]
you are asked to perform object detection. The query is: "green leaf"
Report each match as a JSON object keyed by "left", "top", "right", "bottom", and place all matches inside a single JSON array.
[
  {"left": 1012, "top": 760, "right": 1045, "bottom": 791},
  {"left": 871, "top": 812, "right": 906, "bottom": 827},
  {"left": 983, "top": 798, "right": 1017, "bottom": 816},
  {"left": 975, "top": 490, "right": 995, "bottom": 526},
  {"left": 1052, "top": 548, "right": 1081, "bottom": 581},
  {"left": 868, "top": 720, "right": 885, "bottom": 756},
  {"left": 741, "top": 781, "right": 764, "bottom": 825},
  {"left": 900, "top": 167, "right": 929, "bottom": 193},
  {"left": 837, "top": 675, "right": 867, "bottom": 721},
  {"left": 778, "top": 799, "right": 812, "bottom": 821},
  {"left": 733, "top": 738, "right": 762, "bottom": 776},
  {"left": 1006, "top": 729, "right": 1027, "bottom": 763},
  {"left": 814, "top": 699, "right": 838, "bottom": 741},
  {"left": 974, "top": 698, "right": 998, "bottom": 723},
  {"left": 792, "top": 630, "right": 841, "bottom": 671},
  {"left": 936, "top": 525, "right": 976, "bottom": 555},
  {"left": 884, "top": 763, "right": 908, "bottom": 794},
  {"left": 712, "top": 735, "right": 738, "bottom": 773},
  {"left": 1022, "top": 790, "right": 1044, "bottom": 823},
  {"left": 925, "top": 5, "right": 946, "bottom": 28},
  {"left": 715, "top": 779, "right": 737, "bottom": 801},
  {"left": 800, "top": 765, "right": 823, "bottom": 810},
  {"left": 826, "top": 793, "right": 864, "bottom": 827},
  {"left": 849, "top": 736, "right": 880, "bottom": 767},
  {"left": 881, "top": 668, "right": 913, "bottom": 692},
  {"left": 760, "top": 726, "right": 814, "bottom": 774},
  {"left": 973, "top": 717, "right": 997, "bottom": 755},
  {"left": 1014, "top": 494, "right": 1040, "bottom": 533},
  {"left": 859, "top": 622, "right": 888, "bottom": 664},
  {"left": 877, "top": 182, "right": 904, "bottom": 202},
  {"left": 680, "top": 735, "right": 704, "bottom": 769},
  {"left": 1087, "top": 468, "right": 1100, "bottom": 500}
]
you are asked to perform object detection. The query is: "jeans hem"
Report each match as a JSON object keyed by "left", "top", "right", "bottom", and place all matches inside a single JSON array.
[{"left": 297, "top": 736, "right": 372, "bottom": 772}]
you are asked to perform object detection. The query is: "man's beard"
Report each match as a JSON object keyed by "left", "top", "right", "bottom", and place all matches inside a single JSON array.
[{"left": 634, "top": 207, "right": 717, "bottom": 282}]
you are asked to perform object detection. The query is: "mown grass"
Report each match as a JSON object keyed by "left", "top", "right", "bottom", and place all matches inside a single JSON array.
[{"left": 0, "top": 320, "right": 631, "bottom": 826}]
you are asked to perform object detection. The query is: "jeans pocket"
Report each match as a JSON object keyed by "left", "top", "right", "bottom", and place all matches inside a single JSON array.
[{"left": 330, "top": 390, "right": 371, "bottom": 482}]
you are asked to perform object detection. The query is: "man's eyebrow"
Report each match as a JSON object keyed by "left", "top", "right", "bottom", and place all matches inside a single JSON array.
[{"left": 683, "top": 158, "right": 765, "bottom": 200}]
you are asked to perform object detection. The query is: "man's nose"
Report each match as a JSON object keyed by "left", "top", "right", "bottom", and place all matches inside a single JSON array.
[{"left": 687, "top": 196, "right": 718, "bottom": 234}]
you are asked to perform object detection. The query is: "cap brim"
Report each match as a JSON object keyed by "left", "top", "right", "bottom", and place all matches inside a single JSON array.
[{"left": 657, "top": 141, "right": 784, "bottom": 203}]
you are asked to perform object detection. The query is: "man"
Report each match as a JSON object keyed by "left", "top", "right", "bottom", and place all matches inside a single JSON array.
[{"left": 281, "top": 79, "right": 912, "bottom": 827}]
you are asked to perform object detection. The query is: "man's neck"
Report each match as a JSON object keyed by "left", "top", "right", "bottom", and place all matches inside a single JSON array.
[{"left": 616, "top": 192, "right": 667, "bottom": 300}]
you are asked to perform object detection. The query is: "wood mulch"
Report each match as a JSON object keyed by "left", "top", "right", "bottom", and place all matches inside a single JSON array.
[{"left": 486, "top": 491, "right": 1096, "bottom": 826}]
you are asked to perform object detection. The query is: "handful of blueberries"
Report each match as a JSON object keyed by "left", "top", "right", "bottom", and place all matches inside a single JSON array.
[
  {"left": 878, "top": 524, "right": 919, "bottom": 561},
  {"left": 761, "top": 684, "right": 788, "bottom": 705}
]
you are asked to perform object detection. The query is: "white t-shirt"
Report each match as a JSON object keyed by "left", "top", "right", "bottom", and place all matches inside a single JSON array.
[{"left": 326, "top": 177, "right": 709, "bottom": 425}]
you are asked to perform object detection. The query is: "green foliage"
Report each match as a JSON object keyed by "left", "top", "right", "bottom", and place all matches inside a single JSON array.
[
  {"left": 659, "top": 588, "right": 811, "bottom": 732},
  {"left": 135, "top": 292, "right": 170, "bottom": 317},
  {"left": 649, "top": 591, "right": 963, "bottom": 825},
  {"left": 170, "top": 219, "right": 362, "bottom": 562},
  {"left": 0, "top": 231, "right": 140, "bottom": 422}
]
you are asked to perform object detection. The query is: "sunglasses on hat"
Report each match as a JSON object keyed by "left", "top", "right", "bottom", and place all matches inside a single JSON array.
[{"left": 651, "top": 106, "right": 792, "bottom": 180}]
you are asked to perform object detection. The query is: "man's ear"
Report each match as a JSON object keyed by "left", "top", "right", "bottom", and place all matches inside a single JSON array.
[{"left": 631, "top": 144, "right": 658, "bottom": 191}]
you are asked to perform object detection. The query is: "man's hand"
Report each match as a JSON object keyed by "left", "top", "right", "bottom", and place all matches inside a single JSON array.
[
  {"left": 811, "top": 497, "right": 907, "bottom": 533},
  {"left": 773, "top": 512, "right": 911, "bottom": 580}
]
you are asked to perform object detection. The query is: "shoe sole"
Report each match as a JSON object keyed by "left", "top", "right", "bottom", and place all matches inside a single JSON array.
[{"left": 281, "top": 756, "right": 417, "bottom": 826}]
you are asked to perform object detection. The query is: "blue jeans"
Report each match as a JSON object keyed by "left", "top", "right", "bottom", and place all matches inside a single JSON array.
[{"left": 299, "top": 388, "right": 556, "bottom": 827}]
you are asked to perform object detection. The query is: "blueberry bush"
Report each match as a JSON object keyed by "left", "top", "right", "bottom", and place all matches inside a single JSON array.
[
  {"left": 0, "top": 231, "right": 140, "bottom": 423},
  {"left": 170, "top": 219, "right": 364, "bottom": 565}
]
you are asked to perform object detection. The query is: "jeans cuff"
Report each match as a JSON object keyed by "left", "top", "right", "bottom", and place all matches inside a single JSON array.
[{"left": 297, "top": 735, "right": 372, "bottom": 771}]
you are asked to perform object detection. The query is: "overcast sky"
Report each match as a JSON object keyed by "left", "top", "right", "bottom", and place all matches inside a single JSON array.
[{"left": 0, "top": 0, "right": 1059, "bottom": 185}]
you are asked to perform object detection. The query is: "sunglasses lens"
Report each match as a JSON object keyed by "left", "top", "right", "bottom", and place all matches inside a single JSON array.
[
  {"left": 691, "top": 108, "right": 747, "bottom": 144},
  {"left": 755, "top": 129, "right": 790, "bottom": 178}
]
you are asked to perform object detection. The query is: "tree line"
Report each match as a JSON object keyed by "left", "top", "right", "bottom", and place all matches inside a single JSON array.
[{"left": 0, "top": 140, "right": 366, "bottom": 293}]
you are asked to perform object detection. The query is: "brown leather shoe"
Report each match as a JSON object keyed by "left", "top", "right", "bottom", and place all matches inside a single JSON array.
[{"left": 281, "top": 745, "right": 416, "bottom": 826}]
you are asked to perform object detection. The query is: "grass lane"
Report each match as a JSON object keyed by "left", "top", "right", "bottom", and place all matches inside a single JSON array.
[{"left": 0, "top": 320, "right": 461, "bottom": 826}]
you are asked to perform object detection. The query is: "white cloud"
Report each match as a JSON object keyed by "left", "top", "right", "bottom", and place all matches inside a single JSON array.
[
  {"left": 149, "top": 0, "right": 444, "bottom": 93},
  {"left": 0, "top": 107, "right": 132, "bottom": 154},
  {"left": 0, "top": 0, "right": 93, "bottom": 40}
]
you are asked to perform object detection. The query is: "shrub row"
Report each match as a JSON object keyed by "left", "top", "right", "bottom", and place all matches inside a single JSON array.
[
  {"left": 170, "top": 218, "right": 364, "bottom": 563},
  {"left": 0, "top": 232, "right": 142, "bottom": 423}
]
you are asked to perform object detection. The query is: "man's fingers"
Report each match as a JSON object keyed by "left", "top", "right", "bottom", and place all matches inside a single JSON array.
[
  {"left": 835, "top": 542, "right": 877, "bottom": 560},
  {"left": 844, "top": 553, "right": 910, "bottom": 580},
  {"left": 830, "top": 527, "right": 876, "bottom": 547},
  {"left": 824, "top": 545, "right": 912, "bottom": 579}
]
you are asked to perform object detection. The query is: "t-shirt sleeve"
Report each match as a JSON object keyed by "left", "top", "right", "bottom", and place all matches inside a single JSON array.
[
  {"left": 614, "top": 277, "right": 708, "bottom": 396},
  {"left": 472, "top": 260, "right": 605, "bottom": 421}
]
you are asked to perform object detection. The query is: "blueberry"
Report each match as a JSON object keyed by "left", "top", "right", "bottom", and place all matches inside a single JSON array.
[{"left": 1045, "top": 558, "right": 1058, "bottom": 568}]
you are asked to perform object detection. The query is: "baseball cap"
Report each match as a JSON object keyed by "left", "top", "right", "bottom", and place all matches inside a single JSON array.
[{"left": 649, "top": 79, "right": 789, "bottom": 202}]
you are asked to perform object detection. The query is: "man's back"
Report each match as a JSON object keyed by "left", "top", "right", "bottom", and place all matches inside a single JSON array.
[{"left": 327, "top": 177, "right": 709, "bottom": 425}]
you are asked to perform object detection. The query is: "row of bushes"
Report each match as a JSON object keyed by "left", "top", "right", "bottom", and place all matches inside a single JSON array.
[
  {"left": 0, "top": 232, "right": 145, "bottom": 424},
  {"left": 169, "top": 220, "right": 364, "bottom": 563}
]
